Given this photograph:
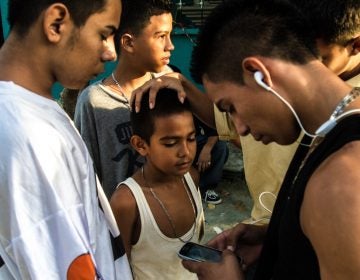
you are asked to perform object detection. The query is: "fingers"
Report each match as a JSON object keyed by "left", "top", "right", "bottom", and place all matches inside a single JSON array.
[
  {"left": 130, "top": 81, "right": 151, "bottom": 113},
  {"left": 182, "top": 259, "right": 203, "bottom": 274},
  {"left": 130, "top": 75, "right": 187, "bottom": 113},
  {"left": 197, "top": 161, "right": 211, "bottom": 172},
  {"left": 221, "top": 249, "right": 244, "bottom": 279},
  {"left": 148, "top": 78, "right": 167, "bottom": 109},
  {"left": 132, "top": 78, "right": 167, "bottom": 112},
  {"left": 182, "top": 259, "right": 220, "bottom": 279},
  {"left": 177, "top": 89, "right": 186, "bottom": 105},
  {"left": 130, "top": 79, "right": 162, "bottom": 113},
  {"left": 207, "top": 230, "right": 232, "bottom": 250},
  {"left": 182, "top": 250, "right": 244, "bottom": 280},
  {"left": 165, "top": 72, "right": 187, "bottom": 103}
]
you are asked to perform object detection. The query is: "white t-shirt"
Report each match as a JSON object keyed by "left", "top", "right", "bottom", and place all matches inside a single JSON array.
[{"left": 0, "top": 82, "right": 132, "bottom": 279}]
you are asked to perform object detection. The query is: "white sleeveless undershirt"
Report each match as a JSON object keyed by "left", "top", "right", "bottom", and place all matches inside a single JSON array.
[{"left": 121, "top": 172, "right": 204, "bottom": 280}]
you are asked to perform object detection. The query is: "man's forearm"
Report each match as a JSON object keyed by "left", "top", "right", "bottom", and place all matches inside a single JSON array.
[{"left": 181, "top": 76, "right": 215, "bottom": 128}]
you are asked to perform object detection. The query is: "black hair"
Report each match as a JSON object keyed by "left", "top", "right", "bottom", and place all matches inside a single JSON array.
[
  {"left": 190, "top": 0, "right": 318, "bottom": 85},
  {"left": 287, "top": 0, "right": 360, "bottom": 45},
  {"left": 8, "top": 0, "right": 109, "bottom": 37},
  {"left": 131, "top": 88, "right": 191, "bottom": 144},
  {"left": 114, "top": 0, "right": 173, "bottom": 53}
]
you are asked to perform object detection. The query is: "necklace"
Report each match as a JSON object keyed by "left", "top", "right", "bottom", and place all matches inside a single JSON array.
[
  {"left": 111, "top": 72, "right": 153, "bottom": 99},
  {"left": 111, "top": 73, "right": 131, "bottom": 106},
  {"left": 292, "top": 87, "right": 360, "bottom": 186},
  {"left": 330, "top": 87, "right": 360, "bottom": 119},
  {"left": 142, "top": 166, "right": 197, "bottom": 243}
]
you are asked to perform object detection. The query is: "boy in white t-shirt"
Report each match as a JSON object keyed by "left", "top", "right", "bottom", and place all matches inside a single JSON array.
[{"left": 0, "top": 0, "right": 132, "bottom": 279}]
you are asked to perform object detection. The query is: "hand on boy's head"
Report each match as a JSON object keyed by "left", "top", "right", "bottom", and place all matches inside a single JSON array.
[
  {"left": 182, "top": 249, "right": 244, "bottom": 279},
  {"left": 130, "top": 73, "right": 186, "bottom": 113}
]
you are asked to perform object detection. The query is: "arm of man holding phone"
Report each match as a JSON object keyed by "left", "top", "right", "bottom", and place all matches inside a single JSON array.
[{"left": 181, "top": 223, "right": 267, "bottom": 279}]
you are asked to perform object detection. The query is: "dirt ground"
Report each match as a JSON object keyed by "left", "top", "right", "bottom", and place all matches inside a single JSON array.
[{"left": 201, "top": 143, "right": 253, "bottom": 243}]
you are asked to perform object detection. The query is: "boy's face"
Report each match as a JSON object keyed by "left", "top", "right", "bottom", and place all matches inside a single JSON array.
[
  {"left": 132, "top": 13, "right": 174, "bottom": 73},
  {"left": 54, "top": 0, "right": 120, "bottom": 89},
  {"left": 316, "top": 38, "right": 360, "bottom": 80},
  {"left": 145, "top": 112, "right": 196, "bottom": 176},
  {"left": 203, "top": 76, "right": 300, "bottom": 145}
]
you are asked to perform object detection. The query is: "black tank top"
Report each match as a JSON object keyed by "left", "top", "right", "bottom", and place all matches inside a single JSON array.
[{"left": 254, "top": 114, "right": 360, "bottom": 280}]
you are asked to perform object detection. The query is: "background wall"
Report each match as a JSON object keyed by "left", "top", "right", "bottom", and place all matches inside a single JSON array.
[{"left": 0, "top": 0, "right": 9, "bottom": 40}]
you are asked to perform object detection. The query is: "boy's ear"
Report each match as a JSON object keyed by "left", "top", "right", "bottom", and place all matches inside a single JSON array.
[
  {"left": 242, "top": 57, "right": 273, "bottom": 89},
  {"left": 121, "top": 33, "right": 135, "bottom": 53},
  {"left": 130, "top": 135, "right": 148, "bottom": 156},
  {"left": 350, "top": 36, "right": 360, "bottom": 55},
  {"left": 43, "top": 4, "right": 69, "bottom": 43}
]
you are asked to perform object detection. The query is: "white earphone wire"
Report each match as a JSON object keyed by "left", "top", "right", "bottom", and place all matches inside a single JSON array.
[
  {"left": 254, "top": 71, "right": 317, "bottom": 138},
  {"left": 267, "top": 87, "right": 317, "bottom": 138},
  {"left": 254, "top": 72, "right": 360, "bottom": 139}
]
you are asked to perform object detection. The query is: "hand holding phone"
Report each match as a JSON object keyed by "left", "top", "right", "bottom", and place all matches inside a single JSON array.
[{"left": 178, "top": 242, "right": 222, "bottom": 263}]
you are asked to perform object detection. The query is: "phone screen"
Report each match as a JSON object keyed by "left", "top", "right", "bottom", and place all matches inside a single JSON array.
[{"left": 178, "top": 242, "right": 222, "bottom": 263}]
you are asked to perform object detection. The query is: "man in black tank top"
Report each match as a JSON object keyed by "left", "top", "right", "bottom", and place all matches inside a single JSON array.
[{"left": 132, "top": 0, "right": 360, "bottom": 279}]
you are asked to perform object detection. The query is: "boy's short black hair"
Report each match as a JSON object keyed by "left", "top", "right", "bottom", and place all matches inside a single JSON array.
[
  {"left": 190, "top": 0, "right": 318, "bottom": 85},
  {"left": 115, "top": 0, "right": 173, "bottom": 53},
  {"left": 287, "top": 0, "right": 360, "bottom": 45},
  {"left": 8, "top": 0, "right": 108, "bottom": 37},
  {"left": 131, "top": 88, "right": 191, "bottom": 144}
]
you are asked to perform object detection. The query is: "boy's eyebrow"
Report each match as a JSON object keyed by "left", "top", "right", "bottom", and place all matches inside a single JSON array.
[
  {"left": 159, "top": 136, "right": 180, "bottom": 141},
  {"left": 159, "top": 131, "right": 196, "bottom": 141},
  {"left": 154, "top": 30, "right": 170, "bottom": 35}
]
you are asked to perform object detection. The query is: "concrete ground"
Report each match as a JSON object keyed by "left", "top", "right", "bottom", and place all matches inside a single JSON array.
[{"left": 201, "top": 143, "right": 253, "bottom": 243}]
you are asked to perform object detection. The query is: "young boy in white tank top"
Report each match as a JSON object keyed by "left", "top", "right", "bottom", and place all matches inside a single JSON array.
[{"left": 110, "top": 88, "right": 205, "bottom": 279}]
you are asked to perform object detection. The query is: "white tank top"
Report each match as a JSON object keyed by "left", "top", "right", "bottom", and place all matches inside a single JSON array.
[{"left": 121, "top": 172, "right": 204, "bottom": 280}]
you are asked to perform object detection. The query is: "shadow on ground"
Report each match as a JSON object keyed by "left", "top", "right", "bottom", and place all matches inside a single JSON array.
[{"left": 201, "top": 143, "right": 253, "bottom": 243}]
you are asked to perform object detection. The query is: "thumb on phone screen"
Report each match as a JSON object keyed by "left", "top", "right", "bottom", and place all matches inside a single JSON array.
[{"left": 182, "top": 250, "right": 244, "bottom": 280}]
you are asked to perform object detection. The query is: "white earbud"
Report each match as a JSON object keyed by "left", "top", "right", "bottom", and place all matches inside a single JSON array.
[
  {"left": 253, "top": 71, "right": 317, "bottom": 138},
  {"left": 252, "top": 71, "right": 340, "bottom": 138},
  {"left": 254, "top": 71, "right": 272, "bottom": 91}
]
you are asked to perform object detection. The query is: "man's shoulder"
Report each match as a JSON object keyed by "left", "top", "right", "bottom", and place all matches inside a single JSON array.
[
  {"left": 307, "top": 141, "right": 360, "bottom": 199},
  {"left": 302, "top": 142, "right": 360, "bottom": 250},
  {"left": 316, "top": 141, "right": 360, "bottom": 174}
]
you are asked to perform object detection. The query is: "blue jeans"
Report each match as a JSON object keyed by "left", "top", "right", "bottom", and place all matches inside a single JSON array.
[{"left": 194, "top": 136, "right": 229, "bottom": 194}]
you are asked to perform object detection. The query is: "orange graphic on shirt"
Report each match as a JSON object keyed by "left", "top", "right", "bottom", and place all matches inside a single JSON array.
[{"left": 67, "top": 253, "right": 96, "bottom": 279}]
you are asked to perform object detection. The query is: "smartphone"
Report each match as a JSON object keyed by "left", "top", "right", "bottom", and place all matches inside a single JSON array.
[{"left": 178, "top": 242, "right": 222, "bottom": 263}]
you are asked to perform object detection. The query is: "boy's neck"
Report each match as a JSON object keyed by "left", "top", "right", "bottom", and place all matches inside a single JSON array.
[
  {"left": 141, "top": 165, "right": 185, "bottom": 189},
  {"left": 110, "top": 56, "right": 153, "bottom": 94},
  {"left": 0, "top": 35, "right": 53, "bottom": 99}
]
